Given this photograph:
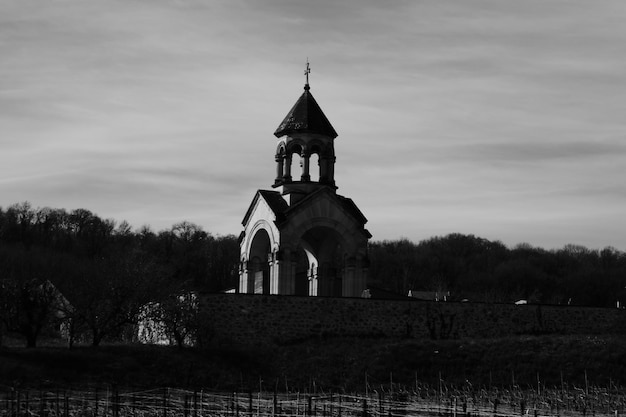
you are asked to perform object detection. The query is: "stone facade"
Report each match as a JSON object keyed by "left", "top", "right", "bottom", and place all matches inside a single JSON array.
[
  {"left": 239, "top": 78, "right": 370, "bottom": 298},
  {"left": 199, "top": 293, "right": 626, "bottom": 348}
]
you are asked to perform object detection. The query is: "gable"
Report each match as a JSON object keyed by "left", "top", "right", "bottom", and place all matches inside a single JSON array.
[
  {"left": 278, "top": 188, "right": 371, "bottom": 239},
  {"left": 241, "top": 190, "right": 288, "bottom": 227},
  {"left": 285, "top": 188, "right": 368, "bottom": 226}
]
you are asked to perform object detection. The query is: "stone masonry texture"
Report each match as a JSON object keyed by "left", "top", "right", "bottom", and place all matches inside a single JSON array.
[{"left": 198, "top": 294, "right": 626, "bottom": 348}]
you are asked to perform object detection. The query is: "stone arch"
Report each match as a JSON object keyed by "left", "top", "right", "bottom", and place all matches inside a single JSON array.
[
  {"left": 283, "top": 142, "right": 304, "bottom": 182},
  {"left": 285, "top": 138, "right": 306, "bottom": 155},
  {"left": 247, "top": 227, "right": 271, "bottom": 294},
  {"left": 241, "top": 220, "right": 278, "bottom": 294},
  {"left": 298, "top": 225, "right": 349, "bottom": 296},
  {"left": 307, "top": 140, "right": 326, "bottom": 182}
]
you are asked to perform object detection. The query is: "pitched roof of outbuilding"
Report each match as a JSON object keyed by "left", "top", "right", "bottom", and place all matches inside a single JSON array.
[{"left": 274, "top": 85, "right": 338, "bottom": 139}]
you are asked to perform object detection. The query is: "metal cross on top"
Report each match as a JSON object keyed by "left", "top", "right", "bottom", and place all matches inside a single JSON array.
[{"left": 304, "top": 60, "right": 311, "bottom": 85}]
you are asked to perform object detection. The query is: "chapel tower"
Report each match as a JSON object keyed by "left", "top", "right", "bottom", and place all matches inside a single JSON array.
[{"left": 239, "top": 64, "right": 371, "bottom": 297}]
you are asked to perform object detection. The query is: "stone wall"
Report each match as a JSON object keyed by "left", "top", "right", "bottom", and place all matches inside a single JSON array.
[{"left": 198, "top": 294, "right": 626, "bottom": 347}]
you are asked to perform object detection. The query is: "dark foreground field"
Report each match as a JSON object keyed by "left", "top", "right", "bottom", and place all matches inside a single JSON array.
[{"left": 1, "top": 334, "right": 625, "bottom": 392}]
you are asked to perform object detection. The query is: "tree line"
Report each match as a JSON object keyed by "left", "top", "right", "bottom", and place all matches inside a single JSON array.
[
  {"left": 2, "top": 202, "right": 625, "bottom": 349},
  {"left": 0, "top": 202, "right": 239, "bottom": 348},
  {"left": 368, "top": 234, "right": 626, "bottom": 307}
]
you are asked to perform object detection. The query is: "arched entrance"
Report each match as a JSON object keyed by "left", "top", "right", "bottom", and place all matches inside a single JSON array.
[
  {"left": 248, "top": 228, "right": 271, "bottom": 294},
  {"left": 300, "top": 226, "right": 347, "bottom": 297}
]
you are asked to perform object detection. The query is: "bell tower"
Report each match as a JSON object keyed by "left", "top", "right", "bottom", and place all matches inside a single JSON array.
[
  {"left": 272, "top": 61, "right": 338, "bottom": 205},
  {"left": 239, "top": 63, "right": 371, "bottom": 297}
]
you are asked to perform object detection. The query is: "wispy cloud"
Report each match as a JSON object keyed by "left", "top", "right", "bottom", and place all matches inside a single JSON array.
[{"left": 1, "top": 0, "right": 625, "bottom": 249}]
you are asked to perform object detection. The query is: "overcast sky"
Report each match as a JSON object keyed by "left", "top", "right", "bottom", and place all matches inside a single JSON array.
[{"left": 1, "top": 0, "right": 625, "bottom": 250}]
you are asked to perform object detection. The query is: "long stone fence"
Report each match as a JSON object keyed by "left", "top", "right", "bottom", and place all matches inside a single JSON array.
[{"left": 198, "top": 294, "right": 626, "bottom": 347}]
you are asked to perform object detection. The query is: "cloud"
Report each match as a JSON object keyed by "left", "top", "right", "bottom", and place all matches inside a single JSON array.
[{"left": 1, "top": 0, "right": 625, "bottom": 249}]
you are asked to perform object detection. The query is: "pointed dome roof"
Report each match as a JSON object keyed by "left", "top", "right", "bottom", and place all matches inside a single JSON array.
[{"left": 274, "top": 85, "right": 338, "bottom": 139}]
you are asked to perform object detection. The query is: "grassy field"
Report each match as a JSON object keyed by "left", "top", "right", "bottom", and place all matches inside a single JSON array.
[{"left": 1, "top": 334, "right": 625, "bottom": 392}]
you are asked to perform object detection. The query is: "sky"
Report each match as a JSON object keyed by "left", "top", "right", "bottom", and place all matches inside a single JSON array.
[{"left": 1, "top": 0, "right": 625, "bottom": 251}]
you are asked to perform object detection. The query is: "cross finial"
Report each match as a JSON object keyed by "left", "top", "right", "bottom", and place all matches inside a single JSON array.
[{"left": 304, "top": 59, "right": 311, "bottom": 88}]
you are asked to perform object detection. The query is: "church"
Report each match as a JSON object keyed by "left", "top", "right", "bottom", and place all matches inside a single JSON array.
[{"left": 238, "top": 64, "right": 371, "bottom": 297}]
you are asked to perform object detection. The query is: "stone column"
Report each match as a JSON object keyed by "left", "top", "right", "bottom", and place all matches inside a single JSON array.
[
  {"left": 319, "top": 155, "right": 329, "bottom": 183},
  {"left": 268, "top": 251, "right": 278, "bottom": 294},
  {"left": 238, "top": 261, "right": 248, "bottom": 293},
  {"left": 328, "top": 156, "right": 336, "bottom": 187},
  {"left": 273, "top": 249, "right": 297, "bottom": 295},
  {"left": 274, "top": 155, "right": 284, "bottom": 185},
  {"left": 283, "top": 154, "right": 292, "bottom": 182},
  {"left": 301, "top": 153, "right": 311, "bottom": 182},
  {"left": 308, "top": 264, "right": 318, "bottom": 296}
]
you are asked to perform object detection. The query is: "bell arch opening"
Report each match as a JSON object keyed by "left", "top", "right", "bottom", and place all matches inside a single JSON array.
[{"left": 309, "top": 153, "right": 320, "bottom": 182}]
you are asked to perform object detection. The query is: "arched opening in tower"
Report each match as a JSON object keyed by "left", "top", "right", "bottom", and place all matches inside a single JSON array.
[
  {"left": 248, "top": 228, "right": 271, "bottom": 294},
  {"left": 309, "top": 153, "right": 320, "bottom": 182},
  {"left": 288, "top": 144, "right": 304, "bottom": 182}
]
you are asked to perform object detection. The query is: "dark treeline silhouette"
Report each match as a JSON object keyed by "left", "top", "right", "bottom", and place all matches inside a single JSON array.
[
  {"left": 0, "top": 202, "right": 239, "bottom": 348},
  {"left": 2, "top": 202, "right": 626, "bottom": 348},
  {"left": 369, "top": 234, "right": 626, "bottom": 307}
]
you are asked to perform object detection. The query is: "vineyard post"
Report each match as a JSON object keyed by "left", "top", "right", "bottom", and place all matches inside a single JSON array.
[
  {"left": 606, "top": 378, "right": 617, "bottom": 411},
  {"left": 379, "top": 391, "right": 383, "bottom": 417},
  {"left": 95, "top": 387, "right": 99, "bottom": 417},
  {"left": 273, "top": 388, "right": 277, "bottom": 417},
  {"left": 16, "top": 390, "right": 21, "bottom": 417},
  {"left": 235, "top": 392, "right": 239, "bottom": 417},
  {"left": 163, "top": 387, "right": 168, "bottom": 417},
  {"left": 55, "top": 389, "right": 60, "bottom": 417},
  {"left": 330, "top": 393, "right": 334, "bottom": 417},
  {"left": 113, "top": 387, "right": 119, "bottom": 417},
  {"left": 438, "top": 372, "right": 442, "bottom": 404},
  {"left": 295, "top": 392, "right": 300, "bottom": 417},
  {"left": 249, "top": 391, "right": 253, "bottom": 417},
  {"left": 453, "top": 396, "right": 456, "bottom": 417},
  {"left": 64, "top": 391, "right": 69, "bottom": 417},
  {"left": 338, "top": 394, "right": 342, "bottom": 417},
  {"left": 362, "top": 398, "right": 368, "bottom": 417},
  {"left": 257, "top": 386, "right": 261, "bottom": 417},
  {"left": 537, "top": 372, "right": 541, "bottom": 398},
  {"left": 307, "top": 396, "right": 312, "bottom": 417},
  {"left": 39, "top": 388, "right": 45, "bottom": 417}
]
